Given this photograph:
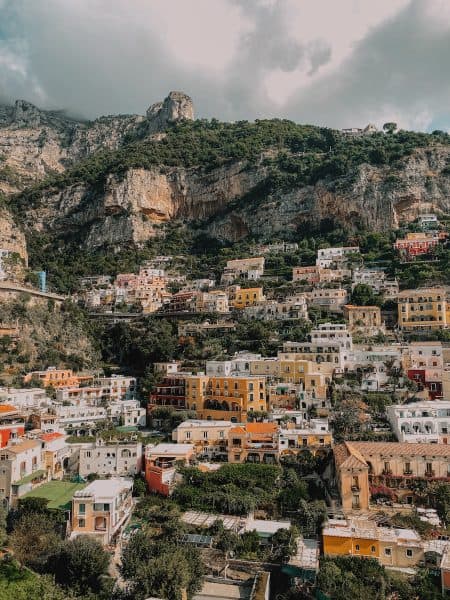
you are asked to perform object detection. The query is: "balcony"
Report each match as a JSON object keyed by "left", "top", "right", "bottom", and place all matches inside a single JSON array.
[
  {"left": 382, "top": 470, "right": 393, "bottom": 476},
  {"left": 425, "top": 470, "right": 435, "bottom": 478},
  {"left": 351, "top": 485, "right": 360, "bottom": 492},
  {"left": 403, "top": 470, "right": 413, "bottom": 475}
]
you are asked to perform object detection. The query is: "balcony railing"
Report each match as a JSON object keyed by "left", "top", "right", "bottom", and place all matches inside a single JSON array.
[{"left": 425, "top": 470, "right": 435, "bottom": 478}]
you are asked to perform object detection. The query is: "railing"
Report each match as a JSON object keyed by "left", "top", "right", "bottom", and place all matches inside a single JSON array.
[{"left": 425, "top": 470, "right": 435, "bottom": 477}]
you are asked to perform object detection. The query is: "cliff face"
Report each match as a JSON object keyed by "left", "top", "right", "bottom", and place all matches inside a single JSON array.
[
  {"left": 0, "top": 92, "right": 194, "bottom": 195},
  {"left": 20, "top": 144, "right": 450, "bottom": 248}
]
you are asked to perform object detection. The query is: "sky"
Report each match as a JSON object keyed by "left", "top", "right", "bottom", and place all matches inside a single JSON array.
[{"left": 0, "top": 0, "right": 450, "bottom": 130}]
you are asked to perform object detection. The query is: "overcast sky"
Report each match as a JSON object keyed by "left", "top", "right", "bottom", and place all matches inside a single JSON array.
[{"left": 0, "top": 0, "right": 449, "bottom": 130}]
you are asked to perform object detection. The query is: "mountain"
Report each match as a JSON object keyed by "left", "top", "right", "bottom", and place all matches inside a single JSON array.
[{"left": 1, "top": 91, "right": 450, "bottom": 288}]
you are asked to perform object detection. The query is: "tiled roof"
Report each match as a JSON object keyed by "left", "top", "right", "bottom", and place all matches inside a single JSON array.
[
  {"left": 245, "top": 423, "right": 278, "bottom": 434},
  {"left": 0, "top": 404, "right": 18, "bottom": 413},
  {"left": 41, "top": 432, "right": 64, "bottom": 442},
  {"left": 347, "top": 441, "right": 450, "bottom": 458},
  {"left": 6, "top": 439, "right": 40, "bottom": 453}
]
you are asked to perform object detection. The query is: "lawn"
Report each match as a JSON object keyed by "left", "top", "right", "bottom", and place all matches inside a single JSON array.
[{"left": 22, "top": 480, "right": 86, "bottom": 510}]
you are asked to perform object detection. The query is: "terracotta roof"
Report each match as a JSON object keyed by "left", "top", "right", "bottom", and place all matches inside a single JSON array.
[
  {"left": 229, "top": 426, "right": 246, "bottom": 435},
  {"left": 351, "top": 441, "right": 450, "bottom": 458},
  {"left": 41, "top": 432, "right": 64, "bottom": 442},
  {"left": 245, "top": 423, "right": 278, "bottom": 434},
  {"left": 0, "top": 404, "right": 18, "bottom": 413},
  {"left": 334, "top": 443, "right": 368, "bottom": 470}
]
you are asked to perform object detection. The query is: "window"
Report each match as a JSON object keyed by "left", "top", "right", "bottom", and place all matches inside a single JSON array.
[
  {"left": 186, "top": 431, "right": 191, "bottom": 439},
  {"left": 219, "top": 431, "right": 224, "bottom": 438},
  {"left": 355, "top": 544, "right": 360, "bottom": 551},
  {"left": 406, "top": 549, "right": 413, "bottom": 558},
  {"left": 371, "top": 546, "right": 376, "bottom": 553},
  {"left": 384, "top": 548, "right": 391, "bottom": 556},
  {"left": 78, "top": 503, "right": 86, "bottom": 514},
  {"left": 78, "top": 518, "right": 85, "bottom": 528},
  {"left": 203, "top": 431, "right": 208, "bottom": 439}
]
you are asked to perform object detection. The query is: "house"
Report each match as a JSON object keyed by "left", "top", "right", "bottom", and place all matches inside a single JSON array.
[
  {"left": 23, "top": 367, "right": 93, "bottom": 389},
  {"left": 199, "top": 376, "right": 267, "bottom": 422},
  {"left": 394, "top": 232, "right": 447, "bottom": 260},
  {"left": 229, "top": 286, "right": 265, "bottom": 309},
  {"left": 352, "top": 268, "right": 398, "bottom": 298},
  {"left": 343, "top": 305, "right": 384, "bottom": 337},
  {"left": 387, "top": 400, "right": 450, "bottom": 444},
  {"left": 172, "top": 420, "right": 234, "bottom": 460},
  {"left": 145, "top": 443, "right": 195, "bottom": 496},
  {"left": 77, "top": 439, "right": 143, "bottom": 478},
  {"left": 70, "top": 478, "right": 133, "bottom": 545},
  {"left": 194, "top": 290, "right": 229, "bottom": 313},
  {"left": 0, "top": 439, "right": 47, "bottom": 507},
  {"left": 316, "top": 247, "right": 360, "bottom": 268},
  {"left": 221, "top": 257, "right": 264, "bottom": 284},
  {"left": 333, "top": 441, "right": 450, "bottom": 511},
  {"left": 227, "top": 423, "right": 279, "bottom": 464},
  {"left": 0, "top": 387, "right": 50, "bottom": 410},
  {"left": 0, "top": 405, "right": 24, "bottom": 447},
  {"left": 323, "top": 517, "right": 424, "bottom": 569},
  {"left": 306, "top": 288, "right": 349, "bottom": 313},
  {"left": 278, "top": 420, "right": 332, "bottom": 456},
  {"left": 398, "top": 288, "right": 450, "bottom": 331},
  {"left": 40, "top": 432, "right": 70, "bottom": 480}
]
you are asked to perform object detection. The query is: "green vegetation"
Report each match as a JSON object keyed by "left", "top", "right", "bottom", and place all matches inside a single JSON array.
[
  {"left": 0, "top": 560, "right": 73, "bottom": 600},
  {"left": 22, "top": 481, "right": 86, "bottom": 510}
]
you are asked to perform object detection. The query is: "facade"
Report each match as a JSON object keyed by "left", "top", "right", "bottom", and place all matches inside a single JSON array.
[
  {"left": 323, "top": 517, "right": 424, "bottom": 569},
  {"left": 316, "top": 247, "right": 360, "bottom": 268},
  {"left": 194, "top": 291, "right": 229, "bottom": 313},
  {"left": 334, "top": 441, "right": 450, "bottom": 511},
  {"left": 71, "top": 478, "right": 133, "bottom": 545},
  {"left": 199, "top": 376, "right": 267, "bottom": 422},
  {"left": 0, "top": 439, "right": 47, "bottom": 507},
  {"left": 41, "top": 432, "right": 70, "bottom": 480},
  {"left": 352, "top": 268, "right": 398, "bottom": 298},
  {"left": 77, "top": 440, "right": 143, "bottom": 477},
  {"left": 343, "top": 305, "right": 384, "bottom": 336},
  {"left": 398, "top": 288, "right": 450, "bottom": 331},
  {"left": 394, "top": 232, "right": 447, "bottom": 260},
  {"left": 172, "top": 420, "right": 234, "bottom": 459},
  {"left": 23, "top": 367, "right": 92, "bottom": 388},
  {"left": 221, "top": 257, "right": 264, "bottom": 284},
  {"left": 144, "top": 443, "right": 195, "bottom": 496},
  {"left": 305, "top": 288, "right": 348, "bottom": 312},
  {"left": 278, "top": 420, "right": 332, "bottom": 455},
  {"left": 243, "top": 295, "right": 308, "bottom": 321},
  {"left": 228, "top": 423, "right": 279, "bottom": 464},
  {"left": 0, "top": 405, "right": 25, "bottom": 447},
  {"left": 229, "top": 287, "right": 265, "bottom": 309},
  {"left": 0, "top": 387, "right": 50, "bottom": 410},
  {"left": 387, "top": 401, "right": 450, "bottom": 444}
]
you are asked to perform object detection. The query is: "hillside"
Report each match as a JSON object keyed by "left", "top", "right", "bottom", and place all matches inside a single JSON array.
[{"left": 2, "top": 92, "right": 450, "bottom": 290}]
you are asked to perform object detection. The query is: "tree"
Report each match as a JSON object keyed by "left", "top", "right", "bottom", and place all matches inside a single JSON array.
[
  {"left": 433, "top": 482, "right": 450, "bottom": 525},
  {"left": 50, "top": 536, "right": 110, "bottom": 595},
  {"left": 269, "top": 526, "right": 299, "bottom": 562},
  {"left": 9, "top": 512, "right": 62, "bottom": 571},
  {"left": 351, "top": 283, "right": 381, "bottom": 306},
  {"left": 383, "top": 122, "right": 398, "bottom": 134}
]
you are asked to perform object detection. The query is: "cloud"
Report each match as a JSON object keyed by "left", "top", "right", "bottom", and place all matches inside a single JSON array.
[{"left": 0, "top": 0, "right": 449, "bottom": 130}]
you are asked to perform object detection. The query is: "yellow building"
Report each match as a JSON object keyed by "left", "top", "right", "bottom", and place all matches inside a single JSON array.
[
  {"left": 228, "top": 422, "right": 278, "bottom": 464},
  {"left": 334, "top": 441, "right": 450, "bottom": 512},
  {"left": 197, "top": 376, "right": 267, "bottom": 422},
  {"left": 398, "top": 287, "right": 450, "bottom": 331},
  {"left": 279, "top": 422, "right": 332, "bottom": 456},
  {"left": 71, "top": 478, "right": 133, "bottom": 545},
  {"left": 229, "top": 287, "right": 265, "bottom": 309},
  {"left": 323, "top": 517, "right": 424, "bottom": 569}
]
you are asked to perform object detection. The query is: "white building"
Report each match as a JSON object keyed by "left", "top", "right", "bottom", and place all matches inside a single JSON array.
[
  {"left": 0, "top": 387, "right": 51, "bottom": 410},
  {"left": 310, "top": 323, "right": 353, "bottom": 351},
  {"left": 77, "top": 439, "right": 143, "bottom": 478},
  {"left": 0, "top": 439, "right": 47, "bottom": 507},
  {"left": 316, "top": 247, "right": 360, "bottom": 268},
  {"left": 352, "top": 268, "right": 399, "bottom": 298},
  {"left": 387, "top": 400, "right": 450, "bottom": 444},
  {"left": 305, "top": 288, "right": 349, "bottom": 312}
]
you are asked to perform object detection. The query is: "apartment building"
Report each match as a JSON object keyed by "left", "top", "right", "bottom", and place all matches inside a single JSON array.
[
  {"left": 334, "top": 441, "right": 450, "bottom": 511},
  {"left": 23, "top": 367, "right": 93, "bottom": 389},
  {"left": 56, "top": 375, "right": 137, "bottom": 405},
  {"left": 221, "top": 257, "right": 264, "bottom": 284},
  {"left": 305, "top": 288, "right": 348, "bottom": 312},
  {"left": 0, "top": 439, "right": 47, "bottom": 507},
  {"left": 194, "top": 290, "right": 229, "bottom": 313},
  {"left": 0, "top": 405, "right": 25, "bottom": 447},
  {"left": 316, "top": 246, "right": 360, "bottom": 268},
  {"left": 0, "top": 387, "right": 50, "bottom": 410},
  {"left": 149, "top": 373, "right": 189, "bottom": 410},
  {"left": 178, "top": 320, "right": 236, "bottom": 338},
  {"left": 398, "top": 288, "right": 450, "bottom": 331},
  {"left": 228, "top": 423, "right": 279, "bottom": 464},
  {"left": 172, "top": 420, "right": 233, "bottom": 459},
  {"left": 198, "top": 376, "right": 267, "bottom": 422},
  {"left": 77, "top": 439, "right": 142, "bottom": 478},
  {"left": 229, "top": 287, "right": 265, "bottom": 309},
  {"left": 278, "top": 420, "right": 332, "bottom": 455},
  {"left": 292, "top": 265, "right": 350, "bottom": 285},
  {"left": 387, "top": 400, "right": 450, "bottom": 444},
  {"left": 323, "top": 517, "right": 424, "bottom": 569},
  {"left": 71, "top": 478, "right": 133, "bottom": 545},
  {"left": 243, "top": 295, "right": 308, "bottom": 321},
  {"left": 394, "top": 231, "right": 447, "bottom": 260},
  {"left": 343, "top": 305, "right": 384, "bottom": 336},
  {"left": 352, "top": 268, "right": 399, "bottom": 298}
]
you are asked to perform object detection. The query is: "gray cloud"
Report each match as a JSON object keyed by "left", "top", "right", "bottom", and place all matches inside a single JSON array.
[{"left": 0, "top": 0, "right": 449, "bottom": 130}]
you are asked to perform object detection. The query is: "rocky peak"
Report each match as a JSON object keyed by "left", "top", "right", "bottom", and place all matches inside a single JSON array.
[
  {"left": 146, "top": 91, "right": 194, "bottom": 133},
  {"left": 12, "top": 99, "right": 42, "bottom": 127}
]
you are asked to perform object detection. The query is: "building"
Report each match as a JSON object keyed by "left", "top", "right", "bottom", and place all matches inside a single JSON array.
[
  {"left": 144, "top": 443, "right": 195, "bottom": 496},
  {"left": 71, "top": 478, "right": 133, "bottom": 545},
  {"left": 292, "top": 265, "right": 349, "bottom": 285},
  {"left": 397, "top": 288, "right": 450, "bottom": 331},
  {"left": 323, "top": 517, "right": 424, "bottom": 569},
  {"left": 0, "top": 405, "right": 24, "bottom": 447},
  {"left": 316, "top": 247, "right": 360, "bottom": 268},
  {"left": 149, "top": 373, "right": 188, "bottom": 410},
  {"left": 418, "top": 214, "right": 439, "bottom": 229},
  {"left": 194, "top": 290, "right": 229, "bottom": 313},
  {"left": 229, "top": 287, "right": 265, "bottom": 309},
  {"left": 278, "top": 420, "right": 332, "bottom": 456},
  {"left": 243, "top": 295, "right": 308, "bottom": 321},
  {"left": 178, "top": 320, "right": 236, "bottom": 338},
  {"left": 334, "top": 441, "right": 450, "bottom": 511},
  {"left": 221, "top": 257, "right": 265, "bottom": 284},
  {"left": 306, "top": 288, "right": 348, "bottom": 313},
  {"left": 56, "top": 375, "right": 137, "bottom": 405},
  {"left": 0, "top": 387, "right": 50, "bottom": 410},
  {"left": 77, "top": 439, "right": 143, "bottom": 478},
  {"left": 343, "top": 305, "right": 384, "bottom": 336},
  {"left": 199, "top": 376, "right": 267, "bottom": 422},
  {"left": 0, "top": 439, "right": 47, "bottom": 507},
  {"left": 172, "top": 420, "right": 234, "bottom": 459},
  {"left": 387, "top": 401, "right": 450, "bottom": 444},
  {"left": 352, "top": 268, "right": 398, "bottom": 298},
  {"left": 41, "top": 432, "right": 70, "bottom": 480},
  {"left": 23, "top": 367, "right": 92, "bottom": 388},
  {"left": 228, "top": 423, "right": 279, "bottom": 464},
  {"left": 394, "top": 232, "right": 447, "bottom": 260}
]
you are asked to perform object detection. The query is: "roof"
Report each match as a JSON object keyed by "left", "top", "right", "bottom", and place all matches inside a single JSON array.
[
  {"left": 73, "top": 477, "right": 132, "bottom": 499},
  {"left": 176, "top": 420, "right": 235, "bottom": 429},
  {"left": 0, "top": 404, "right": 18, "bottom": 413},
  {"left": 41, "top": 432, "right": 64, "bottom": 442},
  {"left": 146, "top": 443, "right": 194, "bottom": 456},
  {"left": 245, "top": 423, "right": 278, "bottom": 434},
  {"left": 335, "top": 441, "right": 450, "bottom": 463},
  {"left": 6, "top": 439, "right": 40, "bottom": 454}
]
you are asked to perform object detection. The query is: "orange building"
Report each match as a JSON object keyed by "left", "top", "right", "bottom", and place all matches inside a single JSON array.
[
  {"left": 0, "top": 405, "right": 24, "bottom": 447},
  {"left": 24, "top": 367, "right": 93, "bottom": 388},
  {"left": 144, "top": 443, "right": 195, "bottom": 496},
  {"left": 228, "top": 422, "right": 279, "bottom": 464},
  {"left": 197, "top": 376, "right": 267, "bottom": 422},
  {"left": 229, "top": 287, "right": 265, "bottom": 309}
]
